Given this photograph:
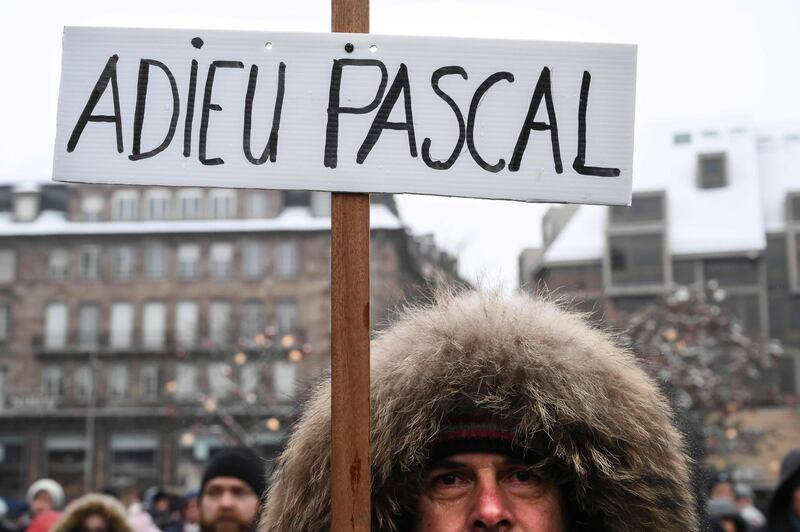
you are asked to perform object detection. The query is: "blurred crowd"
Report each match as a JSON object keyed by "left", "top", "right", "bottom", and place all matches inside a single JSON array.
[
  {"left": 1, "top": 446, "right": 798, "bottom": 531},
  {"left": 706, "top": 448, "right": 800, "bottom": 532},
  {"left": 0, "top": 447, "right": 265, "bottom": 532}
]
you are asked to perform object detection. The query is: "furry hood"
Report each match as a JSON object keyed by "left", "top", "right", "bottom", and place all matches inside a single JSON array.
[
  {"left": 52, "top": 494, "right": 133, "bottom": 532},
  {"left": 260, "top": 291, "right": 697, "bottom": 531}
]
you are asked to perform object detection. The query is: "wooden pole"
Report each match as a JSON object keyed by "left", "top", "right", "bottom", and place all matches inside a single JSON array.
[{"left": 331, "top": 1, "right": 370, "bottom": 531}]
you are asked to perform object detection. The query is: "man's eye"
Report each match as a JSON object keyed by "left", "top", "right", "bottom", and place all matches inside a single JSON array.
[
  {"left": 439, "top": 474, "right": 458, "bottom": 485},
  {"left": 509, "top": 469, "right": 537, "bottom": 483}
]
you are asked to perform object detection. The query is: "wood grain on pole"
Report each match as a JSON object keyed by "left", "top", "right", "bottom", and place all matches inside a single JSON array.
[{"left": 331, "top": 1, "right": 370, "bottom": 531}]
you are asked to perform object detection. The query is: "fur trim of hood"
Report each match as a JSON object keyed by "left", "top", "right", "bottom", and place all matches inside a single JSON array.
[
  {"left": 260, "top": 291, "right": 698, "bottom": 531},
  {"left": 52, "top": 494, "right": 133, "bottom": 532}
]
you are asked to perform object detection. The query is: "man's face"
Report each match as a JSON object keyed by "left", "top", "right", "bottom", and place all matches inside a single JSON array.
[
  {"left": 185, "top": 498, "right": 200, "bottom": 524},
  {"left": 415, "top": 453, "right": 565, "bottom": 532},
  {"left": 79, "top": 514, "right": 108, "bottom": 532},
  {"left": 31, "top": 491, "right": 54, "bottom": 516},
  {"left": 711, "top": 481, "right": 735, "bottom": 500},
  {"left": 199, "top": 477, "right": 259, "bottom": 532}
]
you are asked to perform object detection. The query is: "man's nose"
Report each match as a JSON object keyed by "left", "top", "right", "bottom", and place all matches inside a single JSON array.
[
  {"left": 219, "top": 491, "right": 236, "bottom": 508},
  {"left": 470, "top": 480, "right": 513, "bottom": 529}
]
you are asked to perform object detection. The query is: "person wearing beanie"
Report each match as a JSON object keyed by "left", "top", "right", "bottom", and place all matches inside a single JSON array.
[
  {"left": 199, "top": 447, "right": 265, "bottom": 532},
  {"left": 26, "top": 479, "right": 65, "bottom": 517},
  {"left": 259, "top": 290, "right": 698, "bottom": 531}
]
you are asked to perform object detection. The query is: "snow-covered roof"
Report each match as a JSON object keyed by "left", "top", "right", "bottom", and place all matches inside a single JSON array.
[
  {"left": 0, "top": 204, "right": 403, "bottom": 237},
  {"left": 543, "top": 120, "right": 799, "bottom": 265}
]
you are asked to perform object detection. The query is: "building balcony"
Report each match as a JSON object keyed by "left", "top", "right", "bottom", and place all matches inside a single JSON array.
[{"left": 32, "top": 330, "right": 308, "bottom": 359}]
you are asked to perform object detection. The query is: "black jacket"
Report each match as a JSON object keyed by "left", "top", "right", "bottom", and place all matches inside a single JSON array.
[{"left": 759, "top": 448, "right": 800, "bottom": 532}]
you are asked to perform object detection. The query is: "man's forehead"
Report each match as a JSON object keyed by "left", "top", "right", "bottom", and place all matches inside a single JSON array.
[
  {"left": 427, "top": 452, "right": 524, "bottom": 470},
  {"left": 202, "top": 476, "right": 254, "bottom": 493}
]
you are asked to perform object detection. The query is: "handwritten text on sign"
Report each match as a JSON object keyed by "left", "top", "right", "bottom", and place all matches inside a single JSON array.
[{"left": 54, "top": 27, "right": 636, "bottom": 204}]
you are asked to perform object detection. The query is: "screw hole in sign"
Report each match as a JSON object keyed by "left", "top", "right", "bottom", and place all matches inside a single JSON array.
[
  {"left": 265, "top": 42, "right": 273, "bottom": 50},
  {"left": 369, "top": 45, "right": 378, "bottom": 53}
]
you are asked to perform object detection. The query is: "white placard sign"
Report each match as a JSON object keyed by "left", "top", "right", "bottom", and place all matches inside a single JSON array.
[{"left": 54, "top": 27, "right": 636, "bottom": 205}]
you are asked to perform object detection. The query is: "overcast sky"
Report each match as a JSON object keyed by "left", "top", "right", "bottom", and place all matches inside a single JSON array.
[{"left": 1, "top": 0, "right": 798, "bottom": 288}]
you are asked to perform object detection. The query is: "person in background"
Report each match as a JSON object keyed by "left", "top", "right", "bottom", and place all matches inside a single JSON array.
[
  {"left": 177, "top": 492, "right": 198, "bottom": 532},
  {"left": 759, "top": 448, "right": 800, "bottom": 532},
  {"left": 26, "top": 479, "right": 64, "bottom": 520},
  {"left": 199, "top": 448, "right": 265, "bottom": 532},
  {"left": 144, "top": 491, "right": 177, "bottom": 532},
  {"left": 0, "top": 499, "right": 16, "bottom": 532},
  {"left": 736, "top": 483, "right": 767, "bottom": 530},
  {"left": 23, "top": 479, "right": 64, "bottom": 532},
  {"left": 708, "top": 498, "right": 748, "bottom": 532},
  {"left": 51, "top": 494, "right": 133, "bottom": 532},
  {"left": 121, "top": 488, "right": 159, "bottom": 532},
  {"left": 712, "top": 474, "right": 738, "bottom": 502}
]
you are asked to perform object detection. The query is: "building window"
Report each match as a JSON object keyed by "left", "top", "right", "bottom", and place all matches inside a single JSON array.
[
  {"left": 175, "top": 364, "right": 198, "bottom": 400},
  {"left": 81, "top": 195, "right": 104, "bottom": 221},
  {"left": 111, "top": 245, "right": 137, "bottom": 281},
  {"left": 273, "top": 361, "right": 296, "bottom": 401},
  {"left": 208, "top": 362, "right": 233, "bottom": 399},
  {"left": 44, "top": 436, "right": 85, "bottom": 495},
  {"left": 703, "top": 258, "right": 759, "bottom": 286},
  {"left": 78, "top": 304, "right": 99, "bottom": 349},
  {"left": 240, "top": 301, "right": 264, "bottom": 341},
  {"left": 310, "top": 192, "right": 331, "bottom": 217},
  {"left": 107, "top": 365, "right": 129, "bottom": 400},
  {"left": 240, "top": 363, "right": 259, "bottom": 397},
  {"left": 698, "top": 153, "right": 727, "bottom": 189},
  {"left": 79, "top": 245, "right": 101, "bottom": 280},
  {"left": 176, "top": 301, "right": 198, "bottom": 347},
  {"left": 244, "top": 192, "right": 269, "bottom": 218},
  {"left": 0, "top": 250, "right": 15, "bottom": 284},
  {"left": 209, "top": 243, "right": 233, "bottom": 280},
  {"left": 73, "top": 366, "right": 93, "bottom": 402},
  {"left": 140, "top": 364, "right": 158, "bottom": 400},
  {"left": 0, "top": 437, "right": 25, "bottom": 494},
  {"left": 144, "top": 243, "right": 169, "bottom": 279},
  {"left": 109, "top": 433, "right": 158, "bottom": 488},
  {"left": 673, "top": 132, "right": 691, "bottom": 145},
  {"left": 275, "top": 299, "right": 298, "bottom": 334},
  {"left": 241, "top": 242, "right": 264, "bottom": 279},
  {"left": 788, "top": 194, "right": 800, "bottom": 223},
  {"left": 275, "top": 242, "right": 299, "bottom": 278},
  {"left": 48, "top": 249, "right": 70, "bottom": 280},
  {"left": 110, "top": 302, "right": 134, "bottom": 349},
  {"left": 144, "top": 189, "right": 171, "bottom": 220},
  {"left": 177, "top": 244, "right": 200, "bottom": 280},
  {"left": 142, "top": 302, "right": 166, "bottom": 349},
  {"left": 210, "top": 189, "right": 237, "bottom": 219},
  {"left": 609, "top": 234, "right": 665, "bottom": 287},
  {"left": 111, "top": 190, "right": 139, "bottom": 221},
  {"left": 610, "top": 193, "right": 665, "bottom": 225},
  {"left": 42, "top": 366, "right": 63, "bottom": 398},
  {"left": 672, "top": 260, "right": 697, "bottom": 286},
  {"left": 45, "top": 303, "right": 68, "bottom": 349},
  {"left": 178, "top": 189, "right": 204, "bottom": 219},
  {"left": 0, "top": 304, "right": 10, "bottom": 343},
  {"left": 209, "top": 301, "right": 231, "bottom": 347}
]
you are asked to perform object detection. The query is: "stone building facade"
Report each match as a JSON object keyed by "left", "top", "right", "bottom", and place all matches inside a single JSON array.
[{"left": 0, "top": 183, "right": 459, "bottom": 500}]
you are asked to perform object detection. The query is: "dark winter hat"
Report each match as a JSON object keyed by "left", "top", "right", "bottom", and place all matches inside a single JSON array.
[
  {"left": 201, "top": 447, "right": 266, "bottom": 497},
  {"left": 429, "top": 413, "right": 535, "bottom": 464}
]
